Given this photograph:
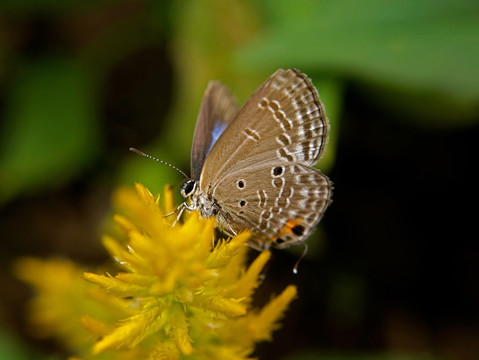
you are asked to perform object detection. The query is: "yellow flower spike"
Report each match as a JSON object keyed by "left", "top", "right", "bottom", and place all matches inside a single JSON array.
[
  {"left": 169, "top": 302, "right": 194, "bottom": 355},
  {"left": 111, "top": 213, "right": 137, "bottom": 234},
  {"left": 17, "top": 184, "right": 298, "bottom": 360},
  {"left": 149, "top": 267, "right": 180, "bottom": 296},
  {"left": 94, "top": 300, "right": 164, "bottom": 354},
  {"left": 149, "top": 341, "right": 180, "bottom": 360},
  {"left": 14, "top": 258, "right": 107, "bottom": 352},
  {"left": 193, "top": 294, "right": 247, "bottom": 316},
  {"left": 174, "top": 286, "right": 194, "bottom": 304},
  {"left": 161, "top": 184, "right": 176, "bottom": 216},
  {"left": 215, "top": 244, "right": 249, "bottom": 285},
  {"left": 84, "top": 287, "right": 135, "bottom": 319},
  {"left": 206, "top": 231, "right": 250, "bottom": 268},
  {"left": 103, "top": 234, "right": 150, "bottom": 275},
  {"left": 102, "top": 234, "right": 124, "bottom": 259},
  {"left": 80, "top": 315, "right": 112, "bottom": 338},
  {"left": 83, "top": 272, "right": 150, "bottom": 298},
  {"left": 248, "top": 285, "right": 298, "bottom": 342},
  {"left": 226, "top": 250, "right": 272, "bottom": 300},
  {"left": 114, "top": 186, "right": 150, "bottom": 221},
  {"left": 116, "top": 272, "right": 158, "bottom": 288},
  {"left": 134, "top": 182, "right": 156, "bottom": 205}
]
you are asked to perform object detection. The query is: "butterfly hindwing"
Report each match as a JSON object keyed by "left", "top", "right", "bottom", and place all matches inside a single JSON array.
[{"left": 212, "top": 162, "right": 332, "bottom": 248}]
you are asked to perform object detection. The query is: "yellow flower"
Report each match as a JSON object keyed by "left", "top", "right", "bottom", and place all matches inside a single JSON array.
[{"left": 16, "top": 184, "right": 297, "bottom": 360}]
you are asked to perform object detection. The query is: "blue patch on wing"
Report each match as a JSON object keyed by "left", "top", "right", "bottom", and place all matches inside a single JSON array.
[{"left": 206, "top": 120, "right": 228, "bottom": 156}]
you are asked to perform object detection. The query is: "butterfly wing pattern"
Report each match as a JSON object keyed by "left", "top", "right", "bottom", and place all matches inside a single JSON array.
[{"left": 194, "top": 69, "right": 332, "bottom": 249}]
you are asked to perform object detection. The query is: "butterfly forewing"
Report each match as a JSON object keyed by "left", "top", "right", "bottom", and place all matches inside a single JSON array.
[
  {"left": 200, "top": 69, "right": 329, "bottom": 188},
  {"left": 191, "top": 81, "right": 239, "bottom": 180}
]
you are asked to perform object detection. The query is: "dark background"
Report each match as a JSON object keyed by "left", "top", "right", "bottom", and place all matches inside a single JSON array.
[{"left": 1, "top": 1, "right": 478, "bottom": 359}]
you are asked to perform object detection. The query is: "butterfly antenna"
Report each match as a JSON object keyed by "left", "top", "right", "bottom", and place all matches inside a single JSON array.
[{"left": 129, "top": 147, "right": 189, "bottom": 179}]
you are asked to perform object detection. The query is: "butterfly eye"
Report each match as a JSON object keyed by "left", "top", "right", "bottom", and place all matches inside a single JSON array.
[
  {"left": 181, "top": 180, "right": 196, "bottom": 197},
  {"left": 237, "top": 180, "right": 245, "bottom": 189}
]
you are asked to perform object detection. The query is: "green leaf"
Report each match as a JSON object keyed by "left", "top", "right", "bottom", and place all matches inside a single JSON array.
[
  {"left": 0, "top": 58, "right": 99, "bottom": 204},
  {"left": 0, "top": 328, "right": 38, "bottom": 360},
  {"left": 236, "top": 0, "right": 479, "bottom": 124}
]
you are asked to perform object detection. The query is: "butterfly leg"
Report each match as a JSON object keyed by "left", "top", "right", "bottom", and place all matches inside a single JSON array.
[
  {"left": 245, "top": 241, "right": 264, "bottom": 252},
  {"left": 218, "top": 210, "right": 238, "bottom": 237},
  {"left": 165, "top": 202, "right": 195, "bottom": 226}
]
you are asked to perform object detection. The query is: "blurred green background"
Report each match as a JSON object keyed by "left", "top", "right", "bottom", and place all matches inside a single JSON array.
[{"left": 1, "top": 0, "right": 478, "bottom": 359}]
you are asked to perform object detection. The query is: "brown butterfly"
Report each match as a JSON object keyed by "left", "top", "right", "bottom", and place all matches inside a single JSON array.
[{"left": 179, "top": 69, "right": 332, "bottom": 252}]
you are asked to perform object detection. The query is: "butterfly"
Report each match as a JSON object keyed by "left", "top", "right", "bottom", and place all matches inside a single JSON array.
[{"left": 178, "top": 69, "right": 332, "bottom": 251}]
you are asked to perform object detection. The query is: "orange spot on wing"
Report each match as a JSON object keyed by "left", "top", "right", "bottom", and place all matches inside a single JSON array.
[{"left": 278, "top": 218, "right": 304, "bottom": 236}]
